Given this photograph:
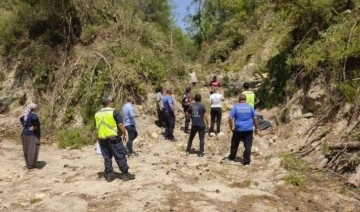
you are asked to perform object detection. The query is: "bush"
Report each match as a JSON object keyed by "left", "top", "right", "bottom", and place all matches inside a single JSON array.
[
  {"left": 284, "top": 174, "right": 307, "bottom": 187},
  {"left": 56, "top": 127, "right": 94, "bottom": 149}
]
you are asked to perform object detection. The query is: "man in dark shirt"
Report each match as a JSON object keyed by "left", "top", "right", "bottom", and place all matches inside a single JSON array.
[
  {"left": 182, "top": 87, "right": 192, "bottom": 133},
  {"left": 185, "top": 94, "right": 209, "bottom": 157}
]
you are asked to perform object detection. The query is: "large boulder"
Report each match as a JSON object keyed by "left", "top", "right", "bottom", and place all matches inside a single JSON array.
[
  {"left": 0, "top": 97, "right": 12, "bottom": 113},
  {"left": 304, "top": 76, "right": 326, "bottom": 113}
]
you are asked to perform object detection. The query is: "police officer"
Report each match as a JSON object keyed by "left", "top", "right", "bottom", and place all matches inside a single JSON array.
[{"left": 95, "top": 96, "right": 135, "bottom": 182}]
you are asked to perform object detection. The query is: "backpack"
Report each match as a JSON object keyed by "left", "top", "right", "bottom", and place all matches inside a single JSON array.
[{"left": 182, "top": 94, "right": 189, "bottom": 108}]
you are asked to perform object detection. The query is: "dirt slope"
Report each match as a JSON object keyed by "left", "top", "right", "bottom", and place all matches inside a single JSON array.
[{"left": 0, "top": 90, "right": 359, "bottom": 212}]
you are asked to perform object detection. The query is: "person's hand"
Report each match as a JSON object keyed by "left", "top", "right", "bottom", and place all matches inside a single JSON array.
[
  {"left": 160, "top": 108, "right": 163, "bottom": 111},
  {"left": 229, "top": 127, "right": 234, "bottom": 132},
  {"left": 122, "top": 134, "right": 127, "bottom": 143},
  {"left": 254, "top": 128, "right": 259, "bottom": 135},
  {"left": 29, "top": 126, "right": 34, "bottom": 131}
]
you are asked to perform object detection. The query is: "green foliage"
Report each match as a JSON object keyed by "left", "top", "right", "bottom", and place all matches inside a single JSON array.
[
  {"left": 56, "top": 127, "right": 94, "bottom": 149},
  {"left": 30, "top": 198, "right": 42, "bottom": 204},
  {"left": 338, "top": 82, "right": 358, "bottom": 103},
  {"left": 284, "top": 174, "right": 307, "bottom": 187},
  {"left": 80, "top": 25, "right": 97, "bottom": 45},
  {"left": 281, "top": 154, "right": 309, "bottom": 172}
]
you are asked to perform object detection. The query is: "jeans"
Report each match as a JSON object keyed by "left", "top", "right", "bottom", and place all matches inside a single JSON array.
[
  {"left": 157, "top": 108, "right": 164, "bottom": 127},
  {"left": 186, "top": 125, "right": 206, "bottom": 153},
  {"left": 183, "top": 106, "right": 190, "bottom": 131},
  {"left": 99, "top": 137, "right": 129, "bottom": 174},
  {"left": 210, "top": 107, "right": 222, "bottom": 133},
  {"left": 228, "top": 131, "right": 253, "bottom": 165},
  {"left": 163, "top": 112, "right": 175, "bottom": 139},
  {"left": 125, "top": 125, "right": 138, "bottom": 154}
]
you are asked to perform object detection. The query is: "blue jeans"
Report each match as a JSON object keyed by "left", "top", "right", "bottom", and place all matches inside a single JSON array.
[
  {"left": 99, "top": 137, "right": 129, "bottom": 174},
  {"left": 125, "top": 125, "right": 138, "bottom": 153},
  {"left": 163, "top": 112, "right": 175, "bottom": 139},
  {"left": 229, "top": 131, "right": 253, "bottom": 165}
]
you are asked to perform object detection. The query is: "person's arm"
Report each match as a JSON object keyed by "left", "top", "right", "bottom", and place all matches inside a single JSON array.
[
  {"left": 118, "top": 123, "right": 127, "bottom": 142},
  {"left": 156, "top": 95, "right": 163, "bottom": 110},
  {"left": 186, "top": 107, "right": 192, "bottom": 118},
  {"left": 228, "top": 118, "right": 234, "bottom": 132},
  {"left": 204, "top": 111, "right": 210, "bottom": 129}
]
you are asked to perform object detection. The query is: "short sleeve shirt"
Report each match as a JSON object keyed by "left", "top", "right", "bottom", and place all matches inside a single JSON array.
[
  {"left": 187, "top": 102, "right": 206, "bottom": 127},
  {"left": 210, "top": 80, "right": 220, "bottom": 87},
  {"left": 163, "top": 96, "right": 175, "bottom": 113},
  {"left": 210, "top": 93, "right": 223, "bottom": 108},
  {"left": 156, "top": 92, "right": 163, "bottom": 109},
  {"left": 229, "top": 103, "right": 256, "bottom": 132}
]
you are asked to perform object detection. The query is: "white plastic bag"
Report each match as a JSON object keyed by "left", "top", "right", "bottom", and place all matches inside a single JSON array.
[{"left": 96, "top": 142, "right": 102, "bottom": 155}]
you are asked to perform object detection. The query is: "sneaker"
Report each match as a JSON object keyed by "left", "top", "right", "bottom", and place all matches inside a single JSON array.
[
  {"left": 209, "top": 132, "right": 215, "bottom": 137},
  {"left": 244, "top": 164, "right": 250, "bottom": 168},
  {"left": 198, "top": 153, "right": 204, "bottom": 157},
  {"left": 185, "top": 151, "right": 190, "bottom": 155},
  {"left": 105, "top": 172, "right": 115, "bottom": 182},
  {"left": 217, "top": 132, "right": 224, "bottom": 136},
  {"left": 121, "top": 172, "right": 135, "bottom": 181},
  {"left": 224, "top": 158, "right": 235, "bottom": 163},
  {"left": 170, "top": 138, "right": 178, "bottom": 142},
  {"left": 128, "top": 152, "right": 139, "bottom": 157},
  {"left": 184, "top": 130, "right": 190, "bottom": 134}
]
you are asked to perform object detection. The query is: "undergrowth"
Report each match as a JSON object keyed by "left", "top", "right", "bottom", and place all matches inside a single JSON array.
[{"left": 56, "top": 126, "right": 94, "bottom": 149}]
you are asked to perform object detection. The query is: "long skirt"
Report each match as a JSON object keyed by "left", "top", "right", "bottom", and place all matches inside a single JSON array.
[{"left": 21, "top": 135, "right": 40, "bottom": 169}]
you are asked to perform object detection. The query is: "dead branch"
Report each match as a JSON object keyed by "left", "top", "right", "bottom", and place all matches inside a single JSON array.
[{"left": 329, "top": 142, "right": 360, "bottom": 151}]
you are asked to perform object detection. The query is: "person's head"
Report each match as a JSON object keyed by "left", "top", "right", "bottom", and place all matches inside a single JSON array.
[
  {"left": 194, "top": 93, "right": 202, "bottom": 102},
  {"left": 239, "top": 94, "right": 247, "bottom": 102},
  {"left": 212, "top": 76, "right": 217, "bottom": 81},
  {"left": 165, "top": 89, "right": 172, "bottom": 95},
  {"left": 28, "top": 103, "right": 38, "bottom": 112},
  {"left": 127, "top": 96, "right": 135, "bottom": 104},
  {"left": 185, "top": 87, "right": 191, "bottom": 94},
  {"left": 243, "top": 82, "right": 250, "bottom": 90},
  {"left": 102, "top": 96, "right": 113, "bottom": 107},
  {"left": 189, "top": 68, "right": 193, "bottom": 73},
  {"left": 155, "top": 86, "right": 163, "bottom": 93}
]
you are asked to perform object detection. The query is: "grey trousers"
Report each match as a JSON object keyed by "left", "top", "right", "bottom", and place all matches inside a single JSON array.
[{"left": 22, "top": 135, "right": 40, "bottom": 168}]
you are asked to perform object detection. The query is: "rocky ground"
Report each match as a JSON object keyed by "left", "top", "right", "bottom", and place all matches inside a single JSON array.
[{"left": 0, "top": 90, "right": 360, "bottom": 212}]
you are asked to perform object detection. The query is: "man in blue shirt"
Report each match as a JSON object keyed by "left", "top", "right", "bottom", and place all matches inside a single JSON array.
[
  {"left": 122, "top": 96, "right": 139, "bottom": 156},
  {"left": 226, "top": 94, "right": 259, "bottom": 166},
  {"left": 163, "top": 89, "right": 177, "bottom": 141}
]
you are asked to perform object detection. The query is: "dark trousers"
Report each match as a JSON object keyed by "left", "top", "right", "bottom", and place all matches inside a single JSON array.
[
  {"left": 157, "top": 108, "right": 164, "bottom": 127},
  {"left": 21, "top": 135, "right": 40, "bottom": 168},
  {"left": 183, "top": 106, "right": 190, "bottom": 131},
  {"left": 99, "top": 137, "right": 129, "bottom": 174},
  {"left": 125, "top": 125, "right": 138, "bottom": 154},
  {"left": 163, "top": 112, "right": 175, "bottom": 139},
  {"left": 229, "top": 131, "right": 253, "bottom": 165},
  {"left": 186, "top": 126, "right": 206, "bottom": 153},
  {"left": 210, "top": 107, "right": 222, "bottom": 133}
]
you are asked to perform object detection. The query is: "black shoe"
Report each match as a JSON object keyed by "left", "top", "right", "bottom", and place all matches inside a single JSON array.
[
  {"left": 128, "top": 152, "right": 139, "bottom": 157},
  {"left": 198, "top": 153, "right": 204, "bottom": 157},
  {"left": 121, "top": 172, "right": 135, "bottom": 181},
  {"left": 105, "top": 172, "right": 115, "bottom": 182},
  {"left": 184, "top": 129, "right": 190, "bottom": 134},
  {"left": 185, "top": 150, "right": 190, "bottom": 155},
  {"left": 170, "top": 138, "right": 178, "bottom": 142}
]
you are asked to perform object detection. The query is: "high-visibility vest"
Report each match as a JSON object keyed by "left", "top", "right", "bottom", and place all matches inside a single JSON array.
[
  {"left": 95, "top": 107, "right": 118, "bottom": 139},
  {"left": 242, "top": 91, "right": 255, "bottom": 108}
]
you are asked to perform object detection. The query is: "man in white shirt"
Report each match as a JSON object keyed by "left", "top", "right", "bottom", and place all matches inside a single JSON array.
[
  {"left": 189, "top": 68, "right": 198, "bottom": 87},
  {"left": 209, "top": 88, "right": 224, "bottom": 136}
]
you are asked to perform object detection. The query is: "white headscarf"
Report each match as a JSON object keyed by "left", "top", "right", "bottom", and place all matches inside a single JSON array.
[{"left": 22, "top": 103, "right": 38, "bottom": 121}]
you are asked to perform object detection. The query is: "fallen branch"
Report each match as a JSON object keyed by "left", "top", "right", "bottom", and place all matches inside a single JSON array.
[{"left": 329, "top": 142, "right": 360, "bottom": 151}]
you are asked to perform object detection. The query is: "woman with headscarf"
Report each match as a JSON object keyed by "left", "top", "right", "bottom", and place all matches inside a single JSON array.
[{"left": 20, "top": 103, "right": 41, "bottom": 169}]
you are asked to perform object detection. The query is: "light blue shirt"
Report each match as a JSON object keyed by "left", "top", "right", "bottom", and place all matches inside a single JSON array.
[
  {"left": 229, "top": 103, "right": 256, "bottom": 132},
  {"left": 122, "top": 102, "right": 136, "bottom": 126}
]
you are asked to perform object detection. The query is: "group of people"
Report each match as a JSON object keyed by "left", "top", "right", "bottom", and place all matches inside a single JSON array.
[{"left": 18, "top": 70, "right": 260, "bottom": 182}]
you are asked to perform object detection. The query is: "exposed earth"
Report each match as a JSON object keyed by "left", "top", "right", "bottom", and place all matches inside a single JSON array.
[{"left": 0, "top": 89, "right": 359, "bottom": 212}]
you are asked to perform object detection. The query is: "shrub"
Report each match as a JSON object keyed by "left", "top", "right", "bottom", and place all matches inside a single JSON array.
[
  {"left": 56, "top": 127, "right": 94, "bottom": 149},
  {"left": 284, "top": 174, "right": 307, "bottom": 187}
]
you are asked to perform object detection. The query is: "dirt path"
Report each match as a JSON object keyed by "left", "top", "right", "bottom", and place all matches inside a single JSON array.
[{"left": 0, "top": 93, "right": 359, "bottom": 211}]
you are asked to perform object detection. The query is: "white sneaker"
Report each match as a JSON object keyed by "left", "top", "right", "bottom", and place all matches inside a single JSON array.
[
  {"left": 244, "top": 164, "right": 250, "bottom": 168},
  {"left": 217, "top": 132, "right": 224, "bottom": 136},
  {"left": 209, "top": 132, "right": 215, "bottom": 137}
]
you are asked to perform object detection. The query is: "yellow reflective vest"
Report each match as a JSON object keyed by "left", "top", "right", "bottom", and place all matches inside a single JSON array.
[
  {"left": 95, "top": 107, "right": 118, "bottom": 139},
  {"left": 242, "top": 91, "right": 255, "bottom": 108}
]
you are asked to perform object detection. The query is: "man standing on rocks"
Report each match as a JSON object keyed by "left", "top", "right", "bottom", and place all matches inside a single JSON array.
[
  {"left": 163, "top": 89, "right": 177, "bottom": 141},
  {"left": 122, "top": 96, "right": 138, "bottom": 157},
  {"left": 182, "top": 87, "right": 192, "bottom": 134},
  {"left": 209, "top": 87, "right": 224, "bottom": 136},
  {"left": 95, "top": 96, "right": 135, "bottom": 182},
  {"left": 186, "top": 94, "right": 209, "bottom": 157},
  {"left": 226, "top": 94, "right": 258, "bottom": 166}
]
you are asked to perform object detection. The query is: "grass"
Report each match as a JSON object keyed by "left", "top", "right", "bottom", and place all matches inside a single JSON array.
[
  {"left": 56, "top": 126, "right": 94, "bottom": 149},
  {"left": 281, "top": 154, "right": 309, "bottom": 172},
  {"left": 30, "top": 198, "right": 42, "bottom": 204},
  {"left": 283, "top": 174, "right": 307, "bottom": 188}
]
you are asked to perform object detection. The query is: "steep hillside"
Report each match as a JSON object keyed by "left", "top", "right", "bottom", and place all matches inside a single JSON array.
[{"left": 0, "top": 0, "right": 195, "bottom": 127}]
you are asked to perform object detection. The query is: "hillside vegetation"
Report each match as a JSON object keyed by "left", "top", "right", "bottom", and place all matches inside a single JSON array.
[{"left": 0, "top": 0, "right": 195, "bottom": 126}]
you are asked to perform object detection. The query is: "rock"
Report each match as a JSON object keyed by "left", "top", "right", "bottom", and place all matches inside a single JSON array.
[
  {"left": 303, "top": 113, "right": 313, "bottom": 118},
  {"left": 316, "top": 158, "right": 328, "bottom": 169},
  {"left": 348, "top": 165, "right": 360, "bottom": 188},
  {"left": 150, "top": 132, "right": 159, "bottom": 139},
  {"left": 0, "top": 97, "right": 12, "bottom": 113},
  {"left": 304, "top": 76, "right": 326, "bottom": 112}
]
